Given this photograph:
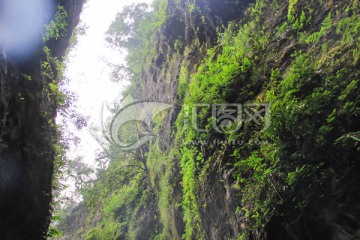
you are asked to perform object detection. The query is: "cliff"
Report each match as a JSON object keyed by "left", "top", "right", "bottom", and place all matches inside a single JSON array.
[
  {"left": 60, "top": 0, "right": 360, "bottom": 239},
  {"left": 0, "top": 1, "right": 84, "bottom": 239}
]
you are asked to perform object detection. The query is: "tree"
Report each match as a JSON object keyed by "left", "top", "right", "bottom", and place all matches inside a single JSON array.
[
  {"left": 105, "top": 3, "right": 157, "bottom": 76},
  {"left": 106, "top": 3, "right": 151, "bottom": 50}
]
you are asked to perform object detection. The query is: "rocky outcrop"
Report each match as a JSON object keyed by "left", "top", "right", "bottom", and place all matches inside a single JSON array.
[
  {"left": 59, "top": 0, "right": 360, "bottom": 239},
  {"left": 0, "top": 1, "right": 83, "bottom": 239}
]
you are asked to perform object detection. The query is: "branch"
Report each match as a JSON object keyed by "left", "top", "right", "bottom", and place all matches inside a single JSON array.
[{"left": 101, "top": 56, "right": 139, "bottom": 77}]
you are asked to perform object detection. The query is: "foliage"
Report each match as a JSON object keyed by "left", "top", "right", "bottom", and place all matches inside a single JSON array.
[
  {"left": 106, "top": 0, "right": 168, "bottom": 76},
  {"left": 172, "top": 0, "right": 360, "bottom": 238},
  {"left": 58, "top": 0, "right": 360, "bottom": 239},
  {"left": 43, "top": 5, "right": 85, "bottom": 238},
  {"left": 71, "top": 146, "right": 151, "bottom": 239},
  {"left": 287, "top": 0, "right": 298, "bottom": 22},
  {"left": 43, "top": 5, "right": 68, "bottom": 42},
  {"left": 42, "top": 46, "right": 66, "bottom": 106},
  {"left": 306, "top": 13, "right": 332, "bottom": 44}
]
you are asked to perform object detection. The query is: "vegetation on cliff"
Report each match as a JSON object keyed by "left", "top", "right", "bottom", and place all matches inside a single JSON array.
[
  {"left": 0, "top": 1, "right": 84, "bottom": 239},
  {"left": 57, "top": 0, "right": 360, "bottom": 239}
]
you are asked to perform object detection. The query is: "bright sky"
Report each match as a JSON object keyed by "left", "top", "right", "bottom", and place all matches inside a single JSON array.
[{"left": 61, "top": 0, "right": 152, "bottom": 199}]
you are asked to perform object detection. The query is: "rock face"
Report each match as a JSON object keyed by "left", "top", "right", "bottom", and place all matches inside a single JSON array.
[
  {"left": 126, "top": 0, "right": 360, "bottom": 239},
  {"left": 0, "top": 1, "right": 83, "bottom": 239},
  {"left": 58, "top": 0, "right": 360, "bottom": 239},
  {"left": 0, "top": 64, "right": 55, "bottom": 239}
]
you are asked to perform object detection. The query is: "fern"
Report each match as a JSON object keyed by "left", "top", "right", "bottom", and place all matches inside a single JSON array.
[
  {"left": 287, "top": 0, "right": 298, "bottom": 22},
  {"left": 322, "top": 13, "right": 332, "bottom": 31},
  {"left": 292, "top": 10, "right": 307, "bottom": 30},
  {"left": 306, "top": 13, "right": 332, "bottom": 44},
  {"left": 353, "top": 42, "right": 360, "bottom": 63}
]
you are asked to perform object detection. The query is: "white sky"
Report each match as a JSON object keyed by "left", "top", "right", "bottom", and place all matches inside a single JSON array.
[{"left": 61, "top": 0, "right": 152, "bottom": 199}]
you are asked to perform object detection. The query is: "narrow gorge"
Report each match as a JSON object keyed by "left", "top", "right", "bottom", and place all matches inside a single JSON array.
[{"left": 0, "top": 0, "right": 359, "bottom": 239}]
